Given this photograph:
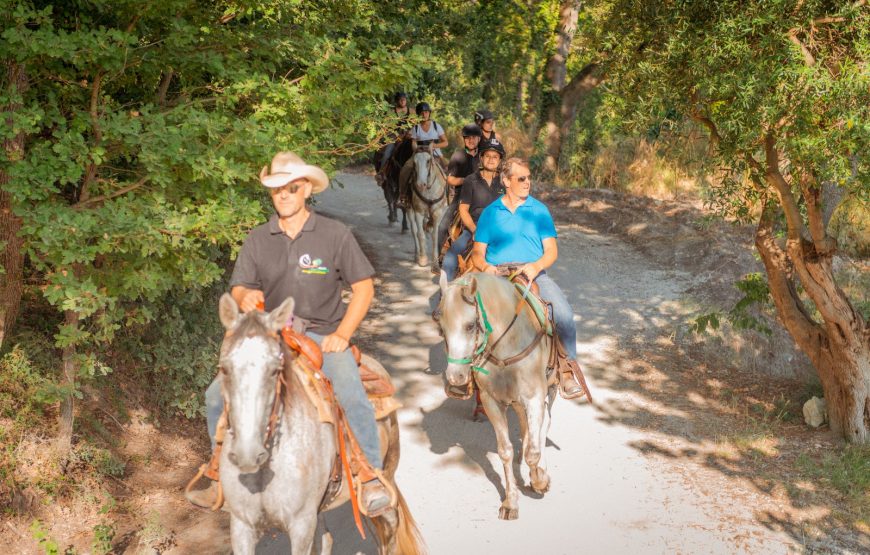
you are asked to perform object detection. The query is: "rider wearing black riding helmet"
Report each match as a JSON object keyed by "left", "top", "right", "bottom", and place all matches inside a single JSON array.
[
  {"left": 398, "top": 102, "right": 449, "bottom": 207},
  {"left": 474, "top": 108, "right": 501, "bottom": 150},
  {"left": 435, "top": 123, "right": 482, "bottom": 257},
  {"left": 441, "top": 137, "right": 506, "bottom": 281}
]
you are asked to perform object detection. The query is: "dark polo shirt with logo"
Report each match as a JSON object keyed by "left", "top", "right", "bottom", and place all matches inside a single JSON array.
[{"left": 229, "top": 212, "right": 375, "bottom": 335}]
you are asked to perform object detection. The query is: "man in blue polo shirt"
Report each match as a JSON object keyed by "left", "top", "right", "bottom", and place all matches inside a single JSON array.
[{"left": 472, "top": 157, "right": 584, "bottom": 398}]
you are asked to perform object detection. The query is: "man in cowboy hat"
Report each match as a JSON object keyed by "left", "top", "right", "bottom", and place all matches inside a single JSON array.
[{"left": 187, "top": 152, "right": 392, "bottom": 516}]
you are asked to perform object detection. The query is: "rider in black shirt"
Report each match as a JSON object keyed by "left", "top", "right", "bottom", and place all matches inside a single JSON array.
[
  {"left": 474, "top": 108, "right": 501, "bottom": 151},
  {"left": 441, "top": 138, "right": 506, "bottom": 281},
  {"left": 436, "top": 123, "right": 482, "bottom": 254}
]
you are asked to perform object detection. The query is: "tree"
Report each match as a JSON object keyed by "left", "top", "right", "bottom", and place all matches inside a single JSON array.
[
  {"left": 600, "top": 0, "right": 869, "bottom": 441},
  {"left": 0, "top": 0, "right": 430, "bottom": 454}
]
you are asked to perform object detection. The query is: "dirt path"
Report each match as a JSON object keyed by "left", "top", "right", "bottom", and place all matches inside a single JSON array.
[{"left": 172, "top": 172, "right": 807, "bottom": 554}]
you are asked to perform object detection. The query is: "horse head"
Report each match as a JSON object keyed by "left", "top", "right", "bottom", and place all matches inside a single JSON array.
[
  {"left": 437, "top": 273, "right": 484, "bottom": 388},
  {"left": 217, "top": 293, "right": 296, "bottom": 473},
  {"left": 413, "top": 150, "right": 432, "bottom": 190}
]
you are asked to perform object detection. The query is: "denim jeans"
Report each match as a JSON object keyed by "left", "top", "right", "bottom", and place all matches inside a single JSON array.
[
  {"left": 535, "top": 273, "right": 577, "bottom": 359},
  {"left": 442, "top": 229, "right": 472, "bottom": 281},
  {"left": 205, "top": 331, "right": 383, "bottom": 470}
]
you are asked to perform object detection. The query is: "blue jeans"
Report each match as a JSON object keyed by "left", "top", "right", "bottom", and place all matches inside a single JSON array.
[
  {"left": 442, "top": 229, "right": 472, "bottom": 281},
  {"left": 205, "top": 331, "right": 383, "bottom": 470},
  {"left": 535, "top": 273, "right": 577, "bottom": 359}
]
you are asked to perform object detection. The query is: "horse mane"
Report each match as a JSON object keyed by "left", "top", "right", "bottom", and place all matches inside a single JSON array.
[{"left": 224, "top": 313, "right": 303, "bottom": 399}]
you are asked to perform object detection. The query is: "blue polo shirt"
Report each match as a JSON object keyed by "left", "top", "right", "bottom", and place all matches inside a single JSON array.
[{"left": 474, "top": 196, "right": 557, "bottom": 265}]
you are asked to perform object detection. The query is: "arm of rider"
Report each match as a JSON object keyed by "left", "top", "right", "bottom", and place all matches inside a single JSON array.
[
  {"left": 458, "top": 203, "right": 475, "bottom": 233},
  {"left": 434, "top": 134, "right": 449, "bottom": 150},
  {"left": 472, "top": 241, "right": 498, "bottom": 275},
  {"left": 322, "top": 277, "right": 374, "bottom": 353},
  {"left": 446, "top": 174, "right": 464, "bottom": 187},
  {"left": 231, "top": 285, "right": 265, "bottom": 313},
  {"left": 519, "top": 237, "right": 558, "bottom": 282}
]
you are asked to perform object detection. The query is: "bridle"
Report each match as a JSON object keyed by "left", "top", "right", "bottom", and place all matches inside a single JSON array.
[
  {"left": 411, "top": 149, "right": 446, "bottom": 205},
  {"left": 221, "top": 329, "right": 291, "bottom": 449},
  {"left": 444, "top": 276, "right": 548, "bottom": 375}
]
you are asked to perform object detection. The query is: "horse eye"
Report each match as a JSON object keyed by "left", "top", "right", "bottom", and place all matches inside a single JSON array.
[{"left": 465, "top": 322, "right": 476, "bottom": 333}]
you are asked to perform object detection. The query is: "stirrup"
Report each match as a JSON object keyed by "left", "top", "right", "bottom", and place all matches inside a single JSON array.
[{"left": 356, "top": 469, "right": 398, "bottom": 518}]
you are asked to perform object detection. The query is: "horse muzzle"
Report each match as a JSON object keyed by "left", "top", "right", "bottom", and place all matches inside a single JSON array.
[
  {"left": 228, "top": 444, "right": 270, "bottom": 474},
  {"left": 445, "top": 364, "right": 471, "bottom": 387}
]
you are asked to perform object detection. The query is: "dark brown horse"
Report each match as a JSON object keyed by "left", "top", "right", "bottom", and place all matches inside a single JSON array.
[{"left": 375, "top": 137, "right": 413, "bottom": 232}]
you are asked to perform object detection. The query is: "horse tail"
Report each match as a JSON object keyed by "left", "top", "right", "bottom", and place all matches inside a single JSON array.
[{"left": 395, "top": 488, "right": 427, "bottom": 555}]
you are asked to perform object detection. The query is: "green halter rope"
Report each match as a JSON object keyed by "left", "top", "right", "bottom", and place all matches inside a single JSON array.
[{"left": 446, "top": 291, "right": 493, "bottom": 375}]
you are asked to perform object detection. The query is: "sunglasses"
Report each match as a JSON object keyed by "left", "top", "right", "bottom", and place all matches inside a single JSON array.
[
  {"left": 515, "top": 175, "right": 531, "bottom": 183},
  {"left": 272, "top": 181, "right": 306, "bottom": 194}
]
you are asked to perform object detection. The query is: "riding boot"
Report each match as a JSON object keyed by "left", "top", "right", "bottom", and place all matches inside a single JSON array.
[
  {"left": 559, "top": 360, "right": 587, "bottom": 400},
  {"left": 185, "top": 480, "right": 222, "bottom": 509},
  {"left": 361, "top": 478, "right": 392, "bottom": 518}
]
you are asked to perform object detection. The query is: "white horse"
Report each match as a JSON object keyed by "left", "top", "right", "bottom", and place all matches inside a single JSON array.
[{"left": 402, "top": 150, "right": 447, "bottom": 272}]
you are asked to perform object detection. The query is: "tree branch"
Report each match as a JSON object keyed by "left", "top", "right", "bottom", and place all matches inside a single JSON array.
[
  {"left": 787, "top": 29, "right": 816, "bottom": 67},
  {"left": 79, "top": 72, "right": 104, "bottom": 204},
  {"left": 156, "top": 69, "right": 173, "bottom": 107},
  {"left": 763, "top": 133, "right": 805, "bottom": 241},
  {"left": 754, "top": 203, "right": 824, "bottom": 361},
  {"left": 73, "top": 176, "right": 148, "bottom": 209},
  {"left": 799, "top": 171, "right": 836, "bottom": 255}
]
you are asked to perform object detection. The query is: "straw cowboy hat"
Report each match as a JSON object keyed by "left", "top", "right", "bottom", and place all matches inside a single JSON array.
[{"left": 259, "top": 151, "right": 329, "bottom": 193}]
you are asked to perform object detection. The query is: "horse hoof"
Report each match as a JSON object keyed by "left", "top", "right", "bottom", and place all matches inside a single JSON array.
[
  {"left": 498, "top": 506, "right": 519, "bottom": 520},
  {"left": 531, "top": 478, "right": 550, "bottom": 494},
  {"left": 417, "top": 258, "right": 428, "bottom": 267}
]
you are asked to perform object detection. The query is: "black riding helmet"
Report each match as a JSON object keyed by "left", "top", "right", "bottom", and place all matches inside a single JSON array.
[
  {"left": 474, "top": 109, "right": 495, "bottom": 125},
  {"left": 479, "top": 138, "right": 505, "bottom": 158},
  {"left": 461, "top": 123, "right": 482, "bottom": 138},
  {"left": 415, "top": 102, "right": 431, "bottom": 116}
]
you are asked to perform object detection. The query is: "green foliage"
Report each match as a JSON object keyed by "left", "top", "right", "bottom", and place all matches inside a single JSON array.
[
  {"left": 30, "top": 519, "right": 75, "bottom": 555},
  {"left": 73, "top": 444, "right": 125, "bottom": 479},
  {"left": 797, "top": 445, "right": 870, "bottom": 517},
  {"left": 0, "top": 332, "right": 65, "bottom": 422},
  {"left": 91, "top": 522, "right": 115, "bottom": 555},
  {"left": 120, "top": 278, "right": 228, "bottom": 418},
  {"left": 0, "top": 1, "right": 437, "bottom": 436},
  {"left": 691, "top": 273, "right": 773, "bottom": 335}
]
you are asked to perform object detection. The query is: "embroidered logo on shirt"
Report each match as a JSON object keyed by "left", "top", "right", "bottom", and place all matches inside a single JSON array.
[{"left": 298, "top": 253, "right": 329, "bottom": 275}]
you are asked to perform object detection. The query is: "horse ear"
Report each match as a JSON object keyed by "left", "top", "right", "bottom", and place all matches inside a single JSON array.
[
  {"left": 439, "top": 270, "right": 448, "bottom": 294},
  {"left": 219, "top": 293, "right": 240, "bottom": 330},
  {"left": 465, "top": 276, "right": 478, "bottom": 297},
  {"left": 267, "top": 296, "right": 296, "bottom": 332}
]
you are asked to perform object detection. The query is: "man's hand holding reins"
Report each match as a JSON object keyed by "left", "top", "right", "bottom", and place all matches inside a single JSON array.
[{"left": 232, "top": 286, "right": 265, "bottom": 313}]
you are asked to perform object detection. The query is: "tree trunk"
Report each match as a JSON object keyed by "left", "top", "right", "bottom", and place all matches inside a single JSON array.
[
  {"left": 753, "top": 154, "right": 870, "bottom": 442},
  {"left": 539, "top": 0, "right": 604, "bottom": 176},
  {"left": 0, "top": 61, "right": 27, "bottom": 350},
  {"left": 542, "top": 63, "right": 602, "bottom": 176},
  {"left": 57, "top": 310, "right": 79, "bottom": 455}
]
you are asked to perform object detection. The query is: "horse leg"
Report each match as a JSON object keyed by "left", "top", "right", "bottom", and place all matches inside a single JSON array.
[
  {"left": 410, "top": 212, "right": 427, "bottom": 267},
  {"left": 479, "top": 392, "right": 519, "bottom": 520},
  {"left": 314, "top": 514, "right": 333, "bottom": 555},
  {"left": 287, "top": 510, "right": 319, "bottom": 555},
  {"left": 229, "top": 515, "right": 259, "bottom": 555},
  {"left": 523, "top": 396, "right": 551, "bottom": 494},
  {"left": 401, "top": 207, "right": 408, "bottom": 233}
]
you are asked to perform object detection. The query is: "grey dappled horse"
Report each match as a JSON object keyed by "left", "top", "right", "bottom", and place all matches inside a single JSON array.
[
  {"left": 401, "top": 150, "right": 447, "bottom": 271},
  {"left": 436, "top": 273, "right": 556, "bottom": 520},
  {"left": 216, "top": 294, "right": 424, "bottom": 555}
]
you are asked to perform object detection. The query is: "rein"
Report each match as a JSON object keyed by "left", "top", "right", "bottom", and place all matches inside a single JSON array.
[{"left": 446, "top": 276, "right": 547, "bottom": 375}]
